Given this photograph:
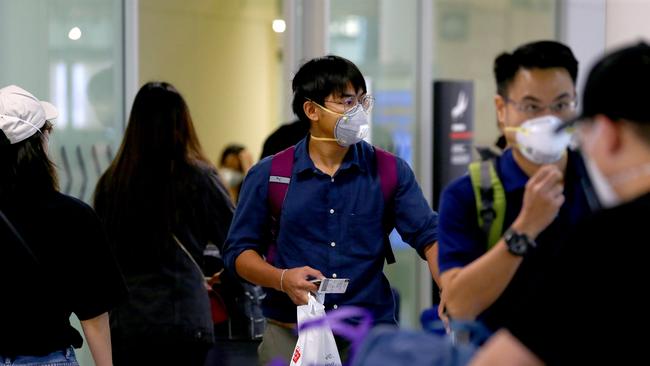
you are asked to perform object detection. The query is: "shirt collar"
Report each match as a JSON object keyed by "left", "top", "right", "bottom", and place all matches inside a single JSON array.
[
  {"left": 294, "top": 136, "right": 366, "bottom": 175},
  {"left": 498, "top": 148, "right": 530, "bottom": 192},
  {"left": 498, "top": 148, "right": 580, "bottom": 192}
]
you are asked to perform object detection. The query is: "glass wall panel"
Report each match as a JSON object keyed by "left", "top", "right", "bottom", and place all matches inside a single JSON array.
[
  {"left": 329, "top": 0, "right": 421, "bottom": 328},
  {"left": 330, "top": 0, "right": 418, "bottom": 164},
  {"left": 0, "top": 0, "right": 125, "bottom": 204},
  {"left": 433, "top": 0, "right": 557, "bottom": 147}
]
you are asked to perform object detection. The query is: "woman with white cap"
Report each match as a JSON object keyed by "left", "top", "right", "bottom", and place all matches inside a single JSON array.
[{"left": 0, "top": 85, "right": 126, "bottom": 366}]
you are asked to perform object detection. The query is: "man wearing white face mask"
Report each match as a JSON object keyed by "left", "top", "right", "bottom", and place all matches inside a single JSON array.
[
  {"left": 223, "top": 55, "right": 440, "bottom": 364},
  {"left": 437, "top": 41, "right": 593, "bottom": 332},
  {"left": 470, "top": 41, "right": 650, "bottom": 365}
]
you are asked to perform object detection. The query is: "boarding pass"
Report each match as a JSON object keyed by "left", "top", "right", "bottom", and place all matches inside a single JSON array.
[{"left": 315, "top": 278, "right": 350, "bottom": 294}]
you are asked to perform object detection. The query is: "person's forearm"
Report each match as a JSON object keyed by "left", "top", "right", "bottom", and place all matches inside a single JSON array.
[
  {"left": 235, "top": 249, "right": 283, "bottom": 291},
  {"left": 80, "top": 312, "right": 113, "bottom": 366},
  {"left": 469, "top": 330, "right": 543, "bottom": 366},
  {"left": 442, "top": 239, "right": 523, "bottom": 319},
  {"left": 424, "top": 242, "right": 441, "bottom": 288}
]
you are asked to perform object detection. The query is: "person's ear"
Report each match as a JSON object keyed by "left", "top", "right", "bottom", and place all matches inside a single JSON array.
[
  {"left": 495, "top": 94, "right": 507, "bottom": 128},
  {"left": 303, "top": 101, "right": 319, "bottom": 122},
  {"left": 593, "top": 114, "right": 621, "bottom": 155}
]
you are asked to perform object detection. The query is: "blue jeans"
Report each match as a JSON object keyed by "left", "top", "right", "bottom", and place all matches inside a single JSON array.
[{"left": 0, "top": 347, "right": 78, "bottom": 366}]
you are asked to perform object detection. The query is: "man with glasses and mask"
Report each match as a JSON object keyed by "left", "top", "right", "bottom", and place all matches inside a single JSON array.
[
  {"left": 437, "top": 40, "right": 592, "bottom": 333},
  {"left": 471, "top": 41, "right": 650, "bottom": 365},
  {"left": 223, "top": 55, "right": 439, "bottom": 364}
]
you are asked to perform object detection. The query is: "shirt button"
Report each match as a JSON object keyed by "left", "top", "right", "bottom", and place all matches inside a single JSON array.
[
  {"left": 331, "top": 178, "right": 335, "bottom": 183},
  {"left": 330, "top": 242, "right": 336, "bottom": 247},
  {"left": 333, "top": 304, "right": 338, "bottom": 309},
  {"left": 330, "top": 209, "right": 335, "bottom": 214},
  {"left": 332, "top": 273, "right": 337, "bottom": 278}
]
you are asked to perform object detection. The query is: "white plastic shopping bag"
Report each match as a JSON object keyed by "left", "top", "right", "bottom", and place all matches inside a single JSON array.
[{"left": 290, "top": 293, "right": 342, "bottom": 366}]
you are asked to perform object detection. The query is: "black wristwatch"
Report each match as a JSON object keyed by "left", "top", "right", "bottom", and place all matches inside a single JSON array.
[{"left": 503, "top": 228, "right": 537, "bottom": 256}]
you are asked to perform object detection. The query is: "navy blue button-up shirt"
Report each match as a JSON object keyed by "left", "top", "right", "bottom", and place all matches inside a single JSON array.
[{"left": 223, "top": 137, "right": 438, "bottom": 324}]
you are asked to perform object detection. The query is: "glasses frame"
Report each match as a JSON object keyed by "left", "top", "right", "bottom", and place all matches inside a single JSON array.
[
  {"left": 504, "top": 97, "right": 577, "bottom": 117},
  {"left": 323, "top": 94, "right": 375, "bottom": 113}
]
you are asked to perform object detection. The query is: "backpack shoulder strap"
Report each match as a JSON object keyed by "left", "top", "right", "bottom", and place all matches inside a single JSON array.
[
  {"left": 468, "top": 158, "right": 506, "bottom": 249},
  {"left": 268, "top": 146, "right": 295, "bottom": 221},
  {"left": 375, "top": 146, "right": 398, "bottom": 265},
  {"left": 375, "top": 146, "right": 398, "bottom": 203},
  {"left": 474, "top": 145, "right": 502, "bottom": 162},
  {"left": 266, "top": 146, "right": 295, "bottom": 264}
]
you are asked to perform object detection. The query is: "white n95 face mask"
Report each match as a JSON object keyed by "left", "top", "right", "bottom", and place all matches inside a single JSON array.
[
  {"left": 310, "top": 103, "right": 370, "bottom": 147},
  {"left": 220, "top": 168, "right": 244, "bottom": 188},
  {"left": 332, "top": 105, "right": 370, "bottom": 147},
  {"left": 506, "top": 115, "right": 572, "bottom": 165}
]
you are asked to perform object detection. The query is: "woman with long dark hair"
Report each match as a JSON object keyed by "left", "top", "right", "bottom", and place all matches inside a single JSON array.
[
  {"left": 93, "top": 81, "right": 234, "bottom": 365},
  {"left": 0, "top": 85, "right": 126, "bottom": 365}
]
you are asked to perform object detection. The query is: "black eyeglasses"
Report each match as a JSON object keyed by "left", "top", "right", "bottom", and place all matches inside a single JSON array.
[{"left": 505, "top": 97, "right": 577, "bottom": 117}]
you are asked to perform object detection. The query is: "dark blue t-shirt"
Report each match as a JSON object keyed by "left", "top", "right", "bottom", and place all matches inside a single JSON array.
[{"left": 438, "top": 148, "right": 591, "bottom": 330}]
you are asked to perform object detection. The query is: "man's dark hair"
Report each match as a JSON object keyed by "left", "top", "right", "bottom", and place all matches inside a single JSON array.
[
  {"left": 291, "top": 55, "right": 367, "bottom": 124},
  {"left": 494, "top": 40, "right": 578, "bottom": 97}
]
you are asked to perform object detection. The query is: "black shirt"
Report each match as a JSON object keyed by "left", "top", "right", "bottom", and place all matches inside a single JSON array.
[
  {"left": 507, "top": 192, "right": 650, "bottom": 364},
  {"left": 94, "top": 164, "right": 234, "bottom": 346},
  {"left": 0, "top": 192, "right": 127, "bottom": 357},
  {"left": 439, "top": 150, "right": 591, "bottom": 331},
  {"left": 260, "top": 119, "right": 310, "bottom": 159}
]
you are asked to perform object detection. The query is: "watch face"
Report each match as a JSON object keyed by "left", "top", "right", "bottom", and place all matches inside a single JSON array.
[
  {"left": 505, "top": 229, "right": 532, "bottom": 256},
  {"left": 510, "top": 240, "right": 527, "bottom": 255}
]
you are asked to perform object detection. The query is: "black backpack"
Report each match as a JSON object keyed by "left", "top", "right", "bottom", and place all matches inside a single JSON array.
[{"left": 203, "top": 243, "right": 265, "bottom": 340}]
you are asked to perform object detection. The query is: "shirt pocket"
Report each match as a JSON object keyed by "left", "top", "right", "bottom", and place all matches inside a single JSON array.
[{"left": 345, "top": 213, "right": 384, "bottom": 260}]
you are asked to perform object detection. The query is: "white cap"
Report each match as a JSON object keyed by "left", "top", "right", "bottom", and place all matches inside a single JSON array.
[{"left": 0, "top": 85, "right": 58, "bottom": 144}]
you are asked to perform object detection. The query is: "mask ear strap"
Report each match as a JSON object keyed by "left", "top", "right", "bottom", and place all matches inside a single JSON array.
[
  {"left": 504, "top": 126, "right": 527, "bottom": 135},
  {"left": 310, "top": 134, "right": 338, "bottom": 142},
  {"left": 309, "top": 100, "right": 345, "bottom": 117}
]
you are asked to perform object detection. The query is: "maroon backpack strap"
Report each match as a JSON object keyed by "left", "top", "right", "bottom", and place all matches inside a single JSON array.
[
  {"left": 375, "top": 146, "right": 398, "bottom": 265},
  {"left": 375, "top": 147, "right": 397, "bottom": 203},
  {"left": 267, "top": 146, "right": 295, "bottom": 264},
  {"left": 269, "top": 146, "right": 295, "bottom": 219}
]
